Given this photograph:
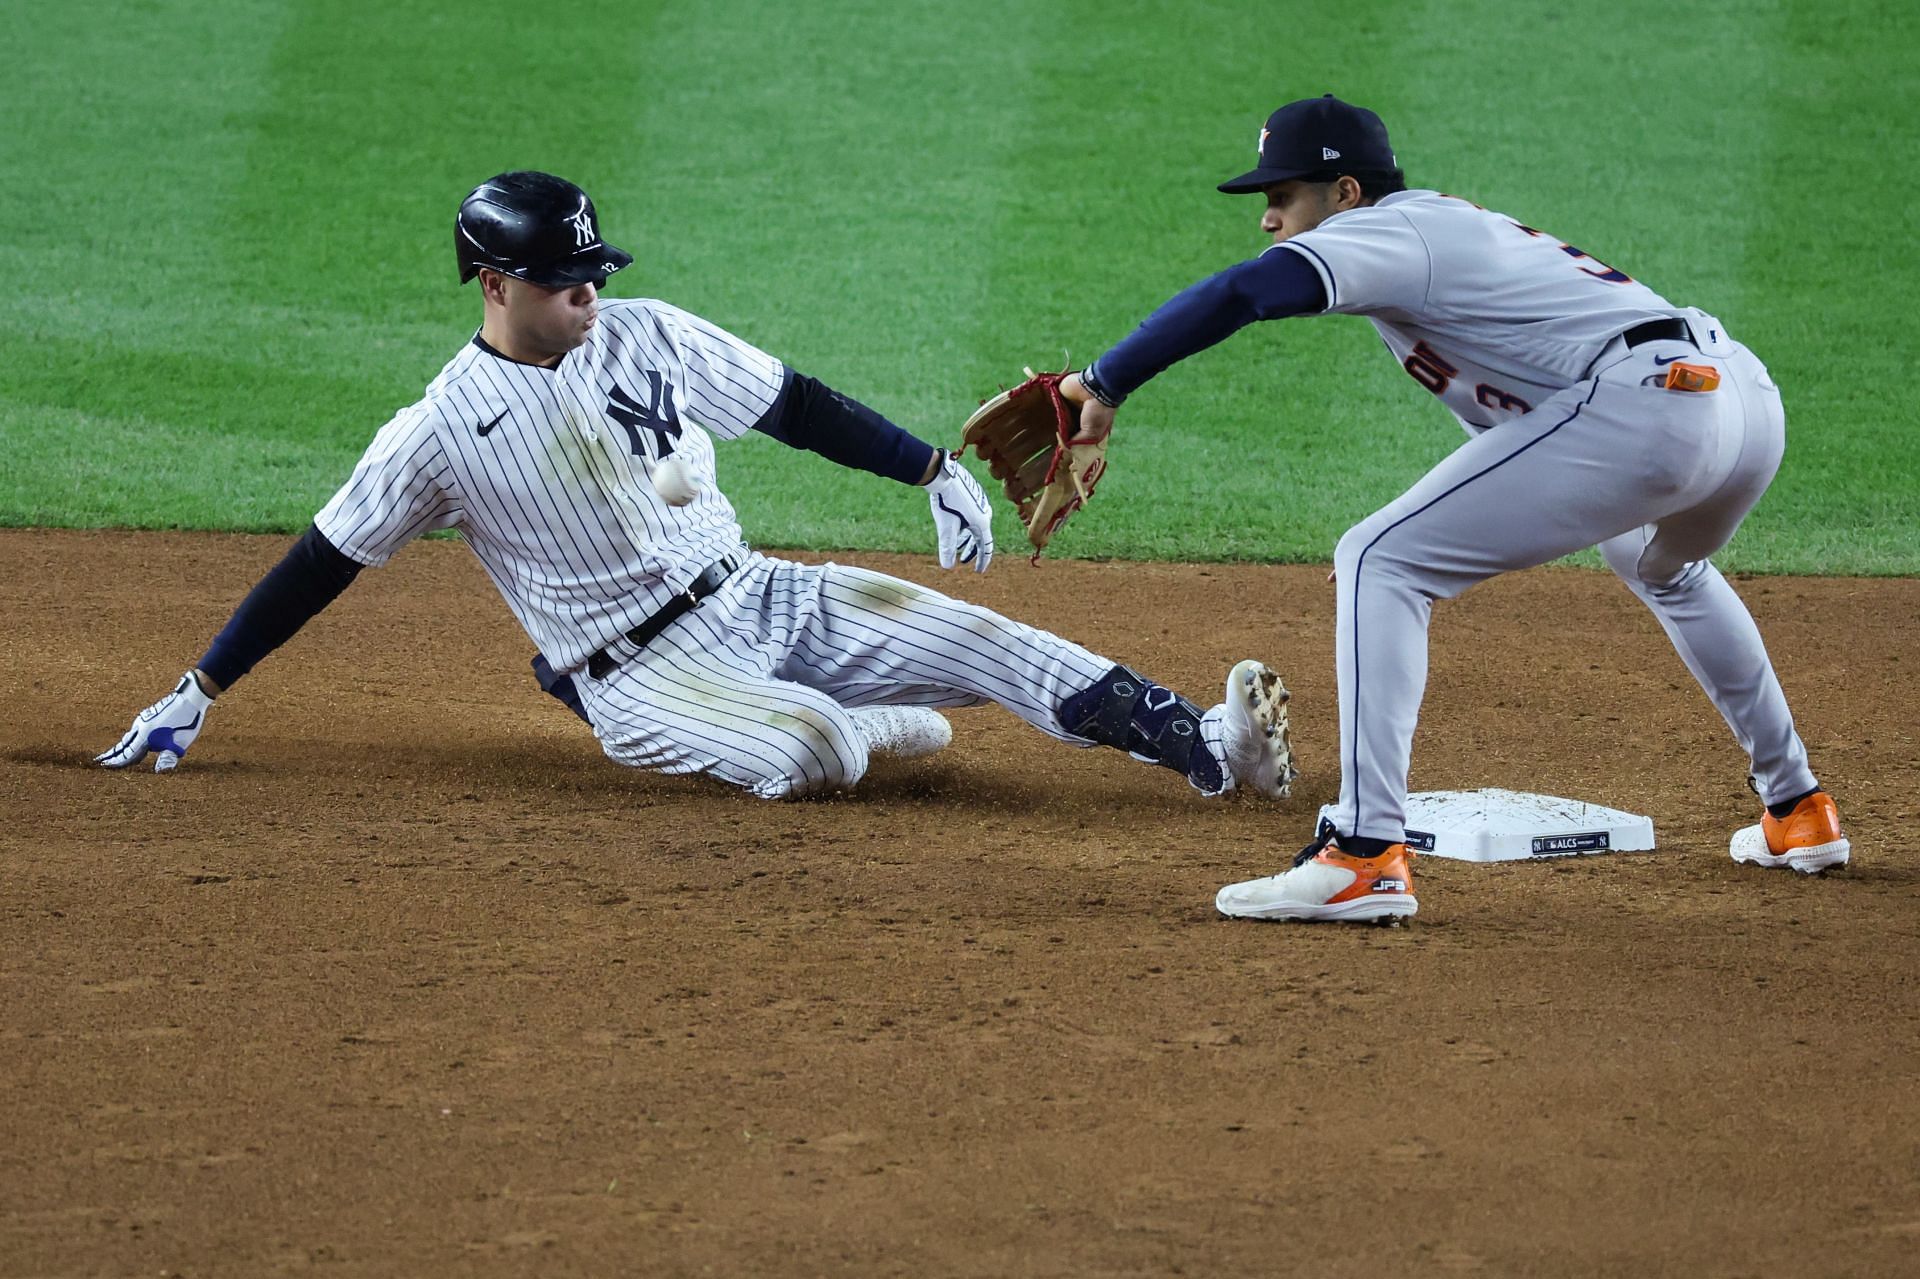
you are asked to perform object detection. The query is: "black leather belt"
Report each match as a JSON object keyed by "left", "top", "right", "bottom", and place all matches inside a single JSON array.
[
  {"left": 1622, "top": 317, "right": 1691, "bottom": 348},
  {"left": 586, "top": 556, "right": 740, "bottom": 681}
]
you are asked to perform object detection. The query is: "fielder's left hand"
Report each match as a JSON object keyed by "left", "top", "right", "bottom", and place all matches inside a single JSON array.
[
  {"left": 1058, "top": 372, "right": 1116, "bottom": 441},
  {"left": 96, "top": 672, "right": 215, "bottom": 773},
  {"left": 924, "top": 449, "right": 994, "bottom": 573}
]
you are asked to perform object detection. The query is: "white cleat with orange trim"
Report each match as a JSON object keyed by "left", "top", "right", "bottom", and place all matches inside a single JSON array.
[
  {"left": 1216, "top": 820, "right": 1418, "bottom": 923},
  {"left": 1730, "top": 789, "right": 1850, "bottom": 874}
]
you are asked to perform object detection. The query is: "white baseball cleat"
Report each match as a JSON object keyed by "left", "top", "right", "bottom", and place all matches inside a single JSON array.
[
  {"left": 1215, "top": 659, "right": 1297, "bottom": 798},
  {"left": 1729, "top": 790, "right": 1850, "bottom": 874},
  {"left": 849, "top": 706, "right": 953, "bottom": 759},
  {"left": 1216, "top": 822, "right": 1418, "bottom": 923}
]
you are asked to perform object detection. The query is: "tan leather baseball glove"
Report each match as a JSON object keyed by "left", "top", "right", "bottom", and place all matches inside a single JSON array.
[{"left": 958, "top": 368, "right": 1109, "bottom": 560}]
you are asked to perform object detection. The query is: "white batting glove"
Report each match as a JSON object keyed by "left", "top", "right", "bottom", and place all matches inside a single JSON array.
[
  {"left": 925, "top": 450, "right": 994, "bottom": 573},
  {"left": 96, "top": 672, "right": 215, "bottom": 773}
]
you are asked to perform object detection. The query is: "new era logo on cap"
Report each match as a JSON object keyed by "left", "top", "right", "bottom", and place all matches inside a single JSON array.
[{"left": 1219, "top": 95, "right": 1399, "bottom": 194}]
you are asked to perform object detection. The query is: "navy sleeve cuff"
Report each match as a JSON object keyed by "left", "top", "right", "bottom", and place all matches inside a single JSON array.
[
  {"left": 197, "top": 524, "right": 362, "bottom": 689},
  {"left": 1093, "top": 248, "right": 1328, "bottom": 398},
  {"left": 751, "top": 371, "right": 936, "bottom": 486}
]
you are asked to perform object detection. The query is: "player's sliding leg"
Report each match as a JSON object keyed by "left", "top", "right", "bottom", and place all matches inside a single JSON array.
[
  {"left": 574, "top": 603, "right": 874, "bottom": 800},
  {"left": 539, "top": 649, "right": 949, "bottom": 764},
  {"left": 784, "top": 562, "right": 1293, "bottom": 796},
  {"left": 544, "top": 554, "right": 1290, "bottom": 799},
  {"left": 1049, "top": 660, "right": 1294, "bottom": 797}
]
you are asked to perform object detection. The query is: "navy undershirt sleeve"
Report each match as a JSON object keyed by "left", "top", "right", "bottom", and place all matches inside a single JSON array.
[
  {"left": 751, "top": 369, "right": 937, "bottom": 485},
  {"left": 197, "top": 523, "right": 363, "bottom": 689},
  {"left": 1089, "top": 247, "right": 1328, "bottom": 400}
]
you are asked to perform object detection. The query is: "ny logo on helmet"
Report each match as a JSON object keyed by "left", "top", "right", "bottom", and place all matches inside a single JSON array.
[{"left": 567, "top": 198, "right": 596, "bottom": 249}]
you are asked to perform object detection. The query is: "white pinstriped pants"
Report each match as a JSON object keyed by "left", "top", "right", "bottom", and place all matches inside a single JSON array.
[
  {"left": 575, "top": 554, "right": 1114, "bottom": 798},
  {"left": 1332, "top": 335, "right": 1819, "bottom": 842}
]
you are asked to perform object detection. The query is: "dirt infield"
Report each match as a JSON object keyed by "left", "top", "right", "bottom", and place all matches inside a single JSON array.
[{"left": 3, "top": 528, "right": 1917, "bottom": 1277}]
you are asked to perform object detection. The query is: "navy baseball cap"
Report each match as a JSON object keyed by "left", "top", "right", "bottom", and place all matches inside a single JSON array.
[{"left": 1218, "top": 94, "right": 1399, "bottom": 194}]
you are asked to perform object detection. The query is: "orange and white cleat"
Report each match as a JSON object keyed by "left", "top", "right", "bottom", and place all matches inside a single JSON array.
[
  {"left": 1215, "top": 820, "right": 1418, "bottom": 923},
  {"left": 1729, "top": 789, "right": 1850, "bottom": 874}
]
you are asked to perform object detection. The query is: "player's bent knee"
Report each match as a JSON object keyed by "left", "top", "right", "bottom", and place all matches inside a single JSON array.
[
  {"left": 756, "top": 754, "right": 867, "bottom": 799},
  {"left": 1335, "top": 518, "right": 1427, "bottom": 590},
  {"left": 1640, "top": 558, "right": 1710, "bottom": 600},
  {"left": 755, "top": 713, "right": 869, "bottom": 799},
  {"left": 1599, "top": 534, "right": 1704, "bottom": 598},
  {"left": 588, "top": 712, "right": 868, "bottom": 799},
  {"left": 1597, "top": 535, "right": 1643, "bottom": 583},
  {"left": 1333, "top": 523, "right": 1372, "bottom": 577}
]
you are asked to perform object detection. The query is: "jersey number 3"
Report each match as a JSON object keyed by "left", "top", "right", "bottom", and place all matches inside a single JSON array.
[
  {"left": 1509, "top": 220, "right": 1633, "bottom": 284},
  {"left": 607, "top": 373, "right": 683, "bottom": 460}
]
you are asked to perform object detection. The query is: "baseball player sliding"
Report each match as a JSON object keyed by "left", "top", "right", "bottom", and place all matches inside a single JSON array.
[
  {"left": 97, "top": 171, "right": 1296, "bottom": 804},
  {"left": 1047, "top": 95, "right": 1847, "bottom": 921}
]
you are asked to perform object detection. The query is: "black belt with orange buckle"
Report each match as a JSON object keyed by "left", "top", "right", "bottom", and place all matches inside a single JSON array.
[{"left": 586, "top": 556, "right": 740, "bottom": 681}]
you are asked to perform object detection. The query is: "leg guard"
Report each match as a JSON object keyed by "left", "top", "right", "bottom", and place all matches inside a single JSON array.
[{"left": 1056, "top": 666, "right": 1222, "bottom": 792}]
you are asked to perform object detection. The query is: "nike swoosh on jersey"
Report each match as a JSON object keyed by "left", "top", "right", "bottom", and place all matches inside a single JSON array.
[
  {"left": 477, "top": 409, "right": 509, "bottom": 436},
  {"left": 1652, "top": 354, "right": 1689, "bottom": 366}
]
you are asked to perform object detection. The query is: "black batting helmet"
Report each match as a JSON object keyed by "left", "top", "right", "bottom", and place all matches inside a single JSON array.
[{"left": 455, "top": 171, "right": 634, "bottom": 287}]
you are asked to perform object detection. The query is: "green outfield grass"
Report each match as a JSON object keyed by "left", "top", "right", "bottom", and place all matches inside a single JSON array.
[{"left": 3, "top": 0, "right": 1915, "bottom": 572}]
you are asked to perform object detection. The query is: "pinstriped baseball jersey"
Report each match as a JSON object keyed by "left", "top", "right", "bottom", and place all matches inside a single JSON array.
[
  {"left": 1278, "top": 190, "right": 1685, "bottom": 429},
  {"left": 314, "top": 298, "right": 783, "bottom": 671}
]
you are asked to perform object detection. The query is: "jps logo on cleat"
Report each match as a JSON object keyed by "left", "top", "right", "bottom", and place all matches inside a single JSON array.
[{"left": 1373, "top": 878, "right": 1407, "bottom": 892}]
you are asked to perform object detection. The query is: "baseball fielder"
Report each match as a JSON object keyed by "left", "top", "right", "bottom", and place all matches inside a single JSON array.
[
  {"left": 1051, "top": 96, "right": 1847, "bottom": 921},
  {"left": 98, "top": 171, "right": 1296, "bottom": 804}
]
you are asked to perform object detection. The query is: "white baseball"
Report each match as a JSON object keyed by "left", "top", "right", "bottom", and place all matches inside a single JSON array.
[{"left": 652, "top": 455, "right": 699, "bottom": 506}]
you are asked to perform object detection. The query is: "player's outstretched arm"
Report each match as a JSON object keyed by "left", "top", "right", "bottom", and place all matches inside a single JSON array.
[
  {"left": 1074, "top": 247, "right": 1328, "bottom": 414},
  {"left": 959, "top": 252, "right": 1324, "bottom": 560},
  {"left": 95, "top": 524, "right": 364, "bottom": 773},
  {"left": 753, "top": 370, "right": 992, "bottom": 571}
]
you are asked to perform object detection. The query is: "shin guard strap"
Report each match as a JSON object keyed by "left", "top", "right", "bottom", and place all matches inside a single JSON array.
[
  {"left": 1057, "top": 665, "right": 1146, "bottom": 750},
  {"left": 1058, "top": 667, "right": 1213, "bottom": 785}
]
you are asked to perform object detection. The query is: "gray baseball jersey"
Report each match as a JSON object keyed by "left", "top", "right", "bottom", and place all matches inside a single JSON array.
[
  {"left": 1276, "top": 191, "right": 1817, "bottom": 841},
  {"left": 1278, "top": 189, "right": 1693, "bottom": 429}
]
